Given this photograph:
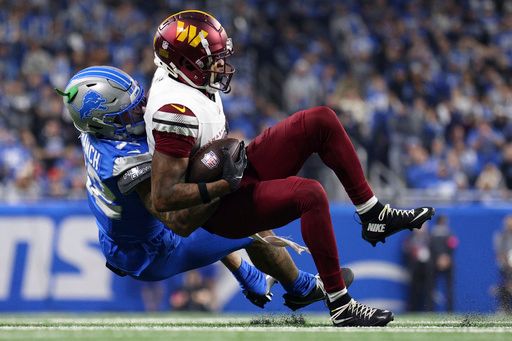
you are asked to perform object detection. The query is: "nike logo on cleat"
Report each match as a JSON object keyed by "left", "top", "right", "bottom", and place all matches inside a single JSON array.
[
  {"left": 367, "top": 223, "right": 386, "bottom": 232},
  {"left": 410, "top": 208, "right": 429, "bottom": 223}
]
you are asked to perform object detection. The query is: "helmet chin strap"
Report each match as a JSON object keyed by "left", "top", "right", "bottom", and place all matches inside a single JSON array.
[
  {"left": 199, "top": 31, "right": 223, "bottom": 94},
  {"left": 199, "top": 31, "right": 212, "bottom": 58}
]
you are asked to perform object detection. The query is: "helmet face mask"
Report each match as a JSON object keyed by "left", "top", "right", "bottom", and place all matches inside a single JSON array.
[
  {"left": 112, "top": 97, "right": 146, "bottom": 136},
  {"left": 207, "top": 54, "right": 235, "bottom": 93},
  {"left": 153, "top": 10, "right": 235, "bottom": 93},
  {"left": 58, "top": 66, "right": 146, "bottom": 141}
]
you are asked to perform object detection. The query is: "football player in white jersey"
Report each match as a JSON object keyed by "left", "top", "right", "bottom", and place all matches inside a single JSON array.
[{"left": 145, "top": 10, "right": 434, "bottom": 326}]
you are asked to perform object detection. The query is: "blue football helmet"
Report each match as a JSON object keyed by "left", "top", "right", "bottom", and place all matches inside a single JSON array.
[{"left": 57, "top": 66, "right": 146, "bottom": 140}]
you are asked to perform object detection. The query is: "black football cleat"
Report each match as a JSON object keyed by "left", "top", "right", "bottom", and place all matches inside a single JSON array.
[
  {"left": 359, "top": 203, "right": 435, "bottom": 246},
  {"left": 243, "top": 275, "right": 277, "bottom": 308},
  {"left": 328, "top": 297, "right": 394, "bottom": 327},
  {"left": 283, "top": 268, "right": 354, "bottom": 311}
]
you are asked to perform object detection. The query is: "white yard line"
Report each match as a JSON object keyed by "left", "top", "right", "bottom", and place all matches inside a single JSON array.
[{"left": 0, "top": 326, "right": 511, "bottom": 333}]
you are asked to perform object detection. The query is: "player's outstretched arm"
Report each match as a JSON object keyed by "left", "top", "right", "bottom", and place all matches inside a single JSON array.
[
  {"left": 135, "top": 178, "right": 219, "bottom": 237},
  {"left": 151, "top": 150, "right": 231, "bottom": 212}
]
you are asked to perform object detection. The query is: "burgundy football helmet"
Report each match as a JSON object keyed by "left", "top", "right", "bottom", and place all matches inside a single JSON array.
[{"left": 153, "top": 10, "right": 235, "bottom": 93}]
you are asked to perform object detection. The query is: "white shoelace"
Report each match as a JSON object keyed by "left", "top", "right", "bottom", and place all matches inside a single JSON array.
[
  {"left": 378, "top": 204, "right": 415, "bottom": 221},
  {"left": 331, "top": 299, "right": 377, "bottom": 322}
]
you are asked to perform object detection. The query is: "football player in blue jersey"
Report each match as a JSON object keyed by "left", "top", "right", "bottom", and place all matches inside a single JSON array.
[{"left": 57, "top": 66, "right": 354, "bottom": 310}]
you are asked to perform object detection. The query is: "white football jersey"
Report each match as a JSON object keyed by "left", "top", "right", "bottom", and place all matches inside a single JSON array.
[{"left": 144, "top": 67, "right": 227, "bottom": 156}]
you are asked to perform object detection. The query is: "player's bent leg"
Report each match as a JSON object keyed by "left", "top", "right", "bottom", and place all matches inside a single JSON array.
[
  {"left": 246, "top": 106, "right": 373, "bottom": 204},
  {"left": 298, "top": 108, "right": 435, "bottom": 246},
  {"left": 245, "top": 106, "right": 435, "bottom": 246},
  {"left": 300, "top": 106, "right": 375, "bottom": 204},
  {"left": 204, "top": 177, "right": 394, "bottom": 325}
]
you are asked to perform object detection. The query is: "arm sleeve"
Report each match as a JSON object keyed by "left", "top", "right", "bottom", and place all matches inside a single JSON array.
[{"left": 151, "top": 104, "right": 198, "bottom": 158}]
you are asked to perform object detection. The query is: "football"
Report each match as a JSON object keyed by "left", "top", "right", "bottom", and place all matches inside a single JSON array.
[{"left": 187, "top": 138, "right": 242, "bottom": 183}]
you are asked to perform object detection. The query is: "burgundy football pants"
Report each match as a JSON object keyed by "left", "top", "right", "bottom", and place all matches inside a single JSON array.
[{"left": 204, "top": 106, "right": 374, "bottom": 293}]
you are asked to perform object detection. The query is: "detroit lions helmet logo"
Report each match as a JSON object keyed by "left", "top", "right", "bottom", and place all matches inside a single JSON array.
[{"left": 78, "top": 90, "right": 108, "bottom": 119}]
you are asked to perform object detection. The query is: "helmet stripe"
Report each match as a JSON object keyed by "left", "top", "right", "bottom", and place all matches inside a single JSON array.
[
  {"left": 78, "top": 66, "right": 133, "bottom": 85},
  {"left": 70, "top": 69, "right": 131, "bottom": 89},
  {"left": 69, "top": 67, "right": 132, "bottom": 90},
  {"left": 160, "top": 9, "right": 216, "bottom": 26}
]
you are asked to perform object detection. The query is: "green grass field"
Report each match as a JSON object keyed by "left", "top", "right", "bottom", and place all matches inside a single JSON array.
[{"left": 0, "top": 312, "right": 511, "bottom": 341}]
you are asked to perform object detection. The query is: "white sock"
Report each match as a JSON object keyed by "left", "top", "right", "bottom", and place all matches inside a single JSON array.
[
  {"left": 355, "top": 196, "right": 378, "bottom": 214},
  {"left": 327, "top": 288, "right": 347, "bottom": 302}
]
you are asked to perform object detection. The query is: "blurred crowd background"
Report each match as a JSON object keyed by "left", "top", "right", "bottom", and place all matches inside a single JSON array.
[{"left": 1, "top": 0, "right": 512, "bottom": 203}]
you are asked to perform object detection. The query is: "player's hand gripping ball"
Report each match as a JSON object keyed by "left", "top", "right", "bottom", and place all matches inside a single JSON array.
[{"left": 187, "top": 138, "right": 246, "bottom": 188}]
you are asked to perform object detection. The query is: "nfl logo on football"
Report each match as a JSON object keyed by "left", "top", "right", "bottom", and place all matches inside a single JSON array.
[{"left": 201, "top": 151, "right": 220, "bottom": 169}]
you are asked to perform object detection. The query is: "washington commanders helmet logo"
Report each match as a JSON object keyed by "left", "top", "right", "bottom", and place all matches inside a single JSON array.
[{"left": 176, "top": 20, "right": 209, "bottom": 47}]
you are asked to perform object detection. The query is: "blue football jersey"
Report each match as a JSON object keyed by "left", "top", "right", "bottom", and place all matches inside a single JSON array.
[
  {"left": 80, "top": 133, "right": 174, "bottom": 244},
  {"left": 79, "top": 133, "right": 253, "bottom": 280}
]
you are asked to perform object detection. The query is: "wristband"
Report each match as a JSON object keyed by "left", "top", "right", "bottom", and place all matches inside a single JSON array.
[{"left": 198, "top": 183, "right": 211, "bottom": 203}]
